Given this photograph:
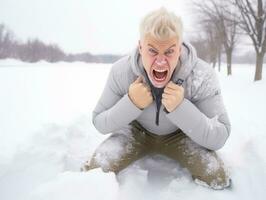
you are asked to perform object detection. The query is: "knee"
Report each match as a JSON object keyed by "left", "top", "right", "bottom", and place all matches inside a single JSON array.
[
  {"left": 81, "top": 158, "right": 100, "bottom": 172},
  {"left": 192, "top": 168, "right": 231, "bottom": 190},
  {"left": 83, "top": 153, "right": 122, "bottom": 174}
]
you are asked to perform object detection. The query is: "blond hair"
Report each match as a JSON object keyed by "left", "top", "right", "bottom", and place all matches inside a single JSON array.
[{"left": 139, "top": 7, "right": 183, "bottom": 42}]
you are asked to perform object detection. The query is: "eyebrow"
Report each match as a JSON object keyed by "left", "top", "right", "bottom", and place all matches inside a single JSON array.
[{"left": 148, "top": 44, "right": 176, "bottom": 51}]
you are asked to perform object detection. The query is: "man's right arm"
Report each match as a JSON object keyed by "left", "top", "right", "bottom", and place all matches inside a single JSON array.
[{"left": 92, "top": 67, "right": 143, "bottom": 134}]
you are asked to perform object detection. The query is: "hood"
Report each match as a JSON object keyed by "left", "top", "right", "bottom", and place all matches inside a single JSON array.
[{"left": 130, "top": 41, "right": 198, "bottom": 85}]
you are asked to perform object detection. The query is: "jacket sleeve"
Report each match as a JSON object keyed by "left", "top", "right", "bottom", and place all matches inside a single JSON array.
[
  {"left": 166, "top": 67, "right": 231, "bottom": 150},
  {"left": 92, "top": 66, "right": 143, "bottom": 134}
]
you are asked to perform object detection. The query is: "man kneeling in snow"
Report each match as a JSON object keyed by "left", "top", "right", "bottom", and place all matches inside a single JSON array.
[{"left": 83, "top": 7, "right": 231, "bottom": 189}]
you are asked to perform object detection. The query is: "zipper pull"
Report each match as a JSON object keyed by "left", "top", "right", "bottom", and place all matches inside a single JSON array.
[{"left": 176, "top": 78, "right": 184, "bottom": 86}]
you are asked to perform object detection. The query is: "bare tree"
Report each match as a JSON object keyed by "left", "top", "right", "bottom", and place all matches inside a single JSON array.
[
  {"left": 190, "top": 28, "right": 223, "bottom": 71},
  {"left": 190, "top": 36, "right": 209, "bottom": 61},
  {"left": 203, "top": 22, "right": 223, "bottom": 70},
  {"left": 233, "top": 0, "right": 266, "bottom": 81},
  {"left": 194, "top": 0, "right": 238, "bottom": 75},
  {"left": 0, "top": 24, "right": 15, "bottom": 59}
]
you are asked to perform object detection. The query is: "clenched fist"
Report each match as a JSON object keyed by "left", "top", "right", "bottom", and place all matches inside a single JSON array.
[
  {"left": 162, "top": 81, "right": 184, "bottom": 113},
  {"left": 128, "top": 76, "right": 153, "bottom": 109}
]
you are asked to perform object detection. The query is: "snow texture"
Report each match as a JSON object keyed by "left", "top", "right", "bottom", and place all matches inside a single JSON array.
[
  {"left": 0, "top": 60, "right": 266, "bottom": 200},
  {"left": 93, "top": 132, "right": 134, "bottom": 172}
]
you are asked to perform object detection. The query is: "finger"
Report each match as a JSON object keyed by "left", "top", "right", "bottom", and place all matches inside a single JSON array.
[
  {"left": 141, "top": 85, "right": 150, "bottom": 94},
  {"left": 148, "top": 95, "right": 153, "bottom": 102},
  {"left": 162, "top": 93, "right": 168, "bottom": 99},
  {"left": 143, "top": 84, "right": 151, "bottom": 92},
  {"left": 147, "top": 92, "right": 153, "bottom": 100},
  {"left": 139, "top": 83, "right": 149, "bottom": 92},
  {"left": 164, "top": 87, "right": 177, "bottom": 95},
  {"left": 166, "top": 84, "right": 184, "bottom": 94},
  {"left": 134, "top": 76, "right": 143, "bottom": 84},
  {"left": 164, "top": 88, "right": 181, "bottom": 97},
  {"left": 162, "top": 99, "right": 169, "bottom": 107},
  {"left": 162, "top": 93, "right": 174, "bottom": 100},
  {"left": 166, "top": 81, "right": 180, "bottom": 90}
]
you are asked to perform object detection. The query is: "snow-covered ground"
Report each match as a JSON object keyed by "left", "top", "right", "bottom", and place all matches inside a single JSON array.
[{"left": 0, "top": 59, "right": 265, "bottom": 200}]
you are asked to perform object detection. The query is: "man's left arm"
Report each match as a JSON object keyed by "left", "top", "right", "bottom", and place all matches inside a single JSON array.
[{"left": 165, "top": 68, "right": 231, "bottom": 151}]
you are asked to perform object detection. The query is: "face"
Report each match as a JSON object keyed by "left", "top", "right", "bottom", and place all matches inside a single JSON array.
[{"left": 139, "top": 34, "right": 181, "bottom": 88}]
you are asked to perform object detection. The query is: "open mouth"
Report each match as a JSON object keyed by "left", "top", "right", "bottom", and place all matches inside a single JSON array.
[{"left": 152, "top": 68, "right": 168, "bottom": 82}]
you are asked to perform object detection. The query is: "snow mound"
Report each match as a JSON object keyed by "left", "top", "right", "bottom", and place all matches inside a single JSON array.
[{"left": 29, "top": 170, "right": 119, "bottom": 200}]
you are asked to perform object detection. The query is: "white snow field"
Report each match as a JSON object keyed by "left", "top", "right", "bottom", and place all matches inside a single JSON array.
[{"left": 0, "top": 59, "right": 265, "bottom": 200}]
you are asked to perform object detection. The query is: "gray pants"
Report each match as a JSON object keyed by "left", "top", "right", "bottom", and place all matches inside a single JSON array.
[{"left": 84, "top": 120, "right": 231, "bottom": 189}]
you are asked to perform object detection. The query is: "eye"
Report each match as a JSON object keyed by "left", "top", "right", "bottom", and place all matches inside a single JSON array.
[
  {"left": 148, "top": 48, "right": 158, "bottom": 55},
  {"left": 165, "top": 49, "right": 174, "bottom": 56}
]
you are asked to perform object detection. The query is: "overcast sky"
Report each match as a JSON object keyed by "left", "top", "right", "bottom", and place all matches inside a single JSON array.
[{"left": 0, "top": 0, "right": 195, "bottom": 54}]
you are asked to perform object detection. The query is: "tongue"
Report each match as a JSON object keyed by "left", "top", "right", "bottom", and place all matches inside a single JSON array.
[{"left": 154, "top": 71, "right": 167, "bottom": 79}]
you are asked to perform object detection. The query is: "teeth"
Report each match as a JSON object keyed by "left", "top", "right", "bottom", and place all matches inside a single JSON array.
[{"left": 154, "top": 69, "right": 167, "bottom": 72}]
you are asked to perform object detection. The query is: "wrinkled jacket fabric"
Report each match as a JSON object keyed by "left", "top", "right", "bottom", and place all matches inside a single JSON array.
[{"left": 92, "top": 42, "right": 231, "bottom": 150}]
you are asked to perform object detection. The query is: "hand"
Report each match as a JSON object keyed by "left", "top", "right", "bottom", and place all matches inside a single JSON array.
[
  {"left": 129, "top": 76, "right": 153, "bottom": 109},
  {"left": 162, "top": 81, "right": 184, "bottom": 113}
]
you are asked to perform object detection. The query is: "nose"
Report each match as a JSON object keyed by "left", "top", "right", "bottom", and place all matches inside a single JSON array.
[{"left": 155, "top": 55, "right": 167, "bottom": 66}]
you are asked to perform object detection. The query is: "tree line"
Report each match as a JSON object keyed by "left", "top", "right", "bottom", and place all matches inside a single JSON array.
[{"left": 0, "top": 24, "right": 121, "bottom": 64}]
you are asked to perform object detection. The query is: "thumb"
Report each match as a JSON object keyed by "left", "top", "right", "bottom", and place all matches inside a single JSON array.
[{"left": 134, "top": 76, "right": 143, "bottom": 84}]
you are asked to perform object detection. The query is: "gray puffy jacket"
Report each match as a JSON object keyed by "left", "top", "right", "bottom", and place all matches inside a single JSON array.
[{"left": 92, "top": 42, "right": 231, "bottom": 150}]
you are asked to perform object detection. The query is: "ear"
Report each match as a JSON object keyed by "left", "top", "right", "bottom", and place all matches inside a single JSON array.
[{"left": 138, "top": 40, "right": 142, "bottom": 54}]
